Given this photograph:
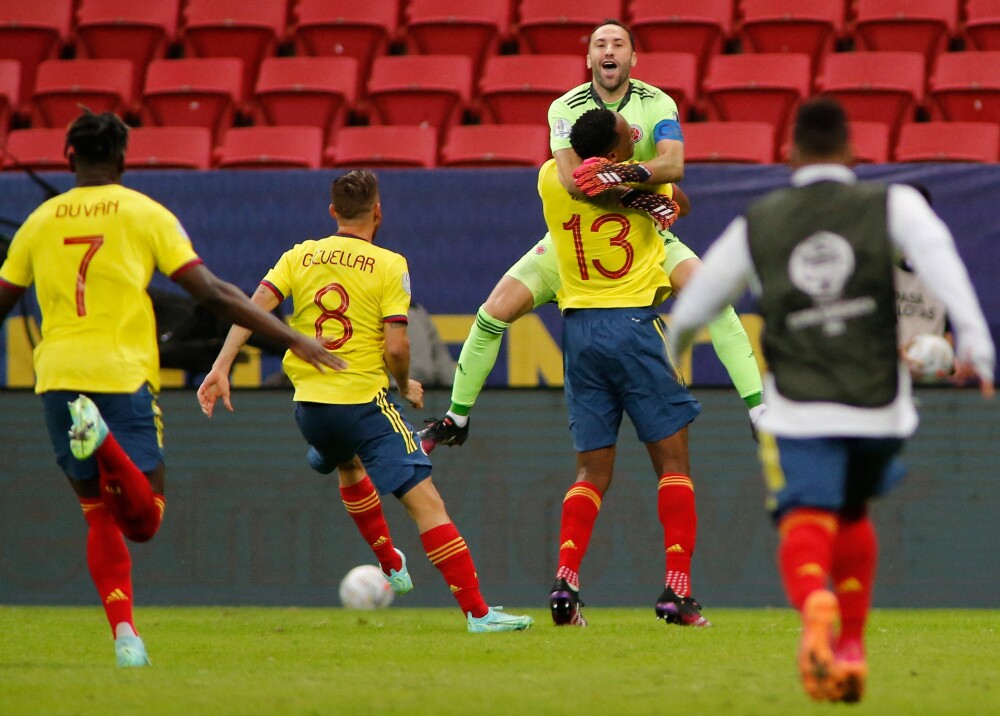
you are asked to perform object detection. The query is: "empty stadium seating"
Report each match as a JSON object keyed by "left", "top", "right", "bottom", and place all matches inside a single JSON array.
[
  {"left": 848, "top": 121, "right": 892, "bottom": 163},
  {"left": 895, "top": 121, "right": 1000, "bottom": 161},
  {"left": 291, "top": 0, "right": 400, "bottom": 83},
  {"left": 366, "top": 55, "right": 473, "bottom": 137},
  {"left": 683, "top": 121, "right": 777, "bottom": 163},
  {"left": 253, "top": 56, "right": 358, "bottom": 141},
  {"left": 216, "top": 126, "right": 324, "bottom": 169},
  {"left": 125, "top": 126, "right": 213, "bottom": 170},
  {"left": 964, "top": 0, "right": 1000, "bottom": 50},
  {"left": 75, "top": 0, "right": 180, "bottom": 104},
  {"left": 517, "top": 0, "right": 622, "bottom": 54},
  {"left": 141, "top": 58, "right": 244, "bottom": 143},
  {"left": 405, "top": 0, "right": 508, "bottom": 76},
  {"left": 478, "top": 54, "right": 585, "bottom": 124},
  {"left": 440, "top": 124, "right": 550, "bottom": 167},
  {"left": 853, "top": 0, "right": 959, "bottom": 71},
  {"left": 2, "top": 128, "right": 68, "bottom": 171},
  {"left": 739, "top": 0, "right": 845, "bottom": 75},
  {"left": 32, "top": 59, "right": 135, "bottom": 129},
  {"left": 631, "top": 52, "right": 699, "bottom": 121},
  {"left": 0, "top": 0, "right": 74, "bottom": 113},
  {"left": 630, "top": 0, "right": 733, "bottom": 79},
  {"left": 0, "top": 60, "right": 19, "bottom": 145},
  {"left": 928, "top": 51, "right": 1000, "bottom": 124},
  {"left": 327, "top": 125, "right": 438, "bottom": 168}
]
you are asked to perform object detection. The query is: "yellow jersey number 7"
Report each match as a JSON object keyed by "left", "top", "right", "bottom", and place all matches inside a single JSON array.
[{"left": 64, "top": 234, "right": 104, "bottom": 317}]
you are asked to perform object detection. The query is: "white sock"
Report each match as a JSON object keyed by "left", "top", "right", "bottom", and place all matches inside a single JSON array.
[
  {"left": 446, "top": 411, "right": 468, "bottom": 428},
  {"left": 114, "top": 622, "right": 137, "bottom": 639}
]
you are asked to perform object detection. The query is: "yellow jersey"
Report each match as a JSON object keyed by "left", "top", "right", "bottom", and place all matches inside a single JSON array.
[
  {"left": 537, "top": 159, "right": 672, "bottom": 310},
  {"left": 0, "top": 184, "right": 200, "bottom": 393},
  {"left": 261, "top": 234, "right": 411, "bottom": 404}
]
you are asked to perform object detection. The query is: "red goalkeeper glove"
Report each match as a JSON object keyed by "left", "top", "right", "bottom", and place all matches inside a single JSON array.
[
  {"left": 620, "top": 189, "right": 679, "bottom": 230},
  {"left": 573, "top": 157, "right": 653, "bottom": 197}
]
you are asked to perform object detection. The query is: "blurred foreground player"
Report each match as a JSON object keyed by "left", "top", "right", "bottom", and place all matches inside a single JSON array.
[
  {"left": 669, "top": 98, "right": 995, "bottom": 702},
  {"left": 197, "top": 169, "right": 533, "bottom": 634},
  {"left": 0, "top": 111, "right": 344, "bottom": 666}
]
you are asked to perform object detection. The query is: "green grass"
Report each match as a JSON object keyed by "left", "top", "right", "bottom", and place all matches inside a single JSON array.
[{"left": 1, "top": 606, "right": 998, "bottom": 715}]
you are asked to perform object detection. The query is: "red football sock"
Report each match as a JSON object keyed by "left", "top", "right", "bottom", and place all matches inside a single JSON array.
[
  {"left": 658, "top": 474, "right": 697, "bottom": 597},
  {"left": 778, "top": 508, "right": 838, "bottom": 611},
  {"left": 341, "top": 476, "right": 402, "bottom": 574},
  {"left": 833, "top": 511, "right": 877, "bottom": 649},
  {"left": 95, "top": 432, "right": 160, "bottom": 542},
  {"left": 555, "top": 482, "right": 603, "bottom": 588},
  {"left": 421, "top": 523, "right": 489, "bottom": 618},
  {"left": 81, "top": 498, "right": 135, "bottom": 636}
]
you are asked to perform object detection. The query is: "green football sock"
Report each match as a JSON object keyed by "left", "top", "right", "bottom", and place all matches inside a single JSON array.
[
  {"left": 707, "top": 305, "right": 764, "bottom": 408},
  {"left": 449, "top": 305, "right": 511, "bottom": 414}
]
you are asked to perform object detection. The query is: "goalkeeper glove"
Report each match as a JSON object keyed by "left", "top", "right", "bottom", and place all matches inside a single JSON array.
[
  {"left": 620, "top": 189, "right": 679, "bottom": 230},
  {"left": 573, "top": 157, "right": 652, "bottom": 197}
]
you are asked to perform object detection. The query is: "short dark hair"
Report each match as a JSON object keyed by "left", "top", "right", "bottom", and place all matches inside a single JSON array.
[
  {"left": 590, "top": 18, "right": 635, "bottom": 49},
  {"left": 570, "top": 108, "right": 619, "bottom": 160},
  {"left": 793, "top": 97, "right": 849, "bottom": 158},
  {"left": 65, "top": 110, "right": 129, "bottom": 166},
  {"left": 331, "top": 169, "right": 379, "bottom": 219}
]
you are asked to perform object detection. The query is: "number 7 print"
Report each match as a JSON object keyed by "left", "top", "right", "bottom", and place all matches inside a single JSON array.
[{"left": 64, "top": 235, "right": 104, "bottom": 317}]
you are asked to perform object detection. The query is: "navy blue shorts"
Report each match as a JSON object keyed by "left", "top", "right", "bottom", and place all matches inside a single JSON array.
[
  {"left": 295, "top": 390, "right": 432, "bottom": 498},
  {"left": 758, "top": 434, "right": 907, "bottom": 520},
  {"left": 562, "top": 307, "right": 701, "bottom": 452},
  {"left": 42, "top": 386, "right": 164, "bottom": 481}
]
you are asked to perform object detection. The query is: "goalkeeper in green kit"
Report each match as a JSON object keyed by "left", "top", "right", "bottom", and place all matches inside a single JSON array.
[{"left": 419, "top": 18, "right": 765, "bottom": 452}]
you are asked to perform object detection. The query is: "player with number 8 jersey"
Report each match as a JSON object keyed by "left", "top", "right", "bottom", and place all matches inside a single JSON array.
[{"left": 262, "top": 233, "right": 411, "bottom": 404}]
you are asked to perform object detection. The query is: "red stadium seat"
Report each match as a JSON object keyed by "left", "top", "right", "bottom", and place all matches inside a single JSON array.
[
  {"left": 2, "top": 128, "right": 68, "bottom": 172},
  {"left": 216, "top": 126, "right": 324, "bottom": 169},
  {"left": 817, "top": 52, "right": 925, "bottom": 142},
  {"left": 0, "top": 60, "right": 19, "bottom": 146},
  {"left": 703, "top": 53, "right": 811, "bottom": 142},
  {"left": 738, "top": 0, "right": 845, "bottom": 75},
  {"left": 253, "top": 56, "right": 358, "bottom": 142},
  {"left": 405, "top": 0, "right": 508, "bottom": 76},
  {"left": 631, "top": 52, "right": 699, "bottom": 121},
  {"left": 291, "top": 0, "right": 399, "bottom": 85},
  {"left": 440, "top": 124, "right": 551, "bottom": 167},
  {"left": 327, "top": 125, "right": 438, "bottom": 168},
  {"left": 683, "top": 121, "right": 776, "bottom": 163},
  {"left": 629, "top": 0, "right": 734, "bottom": 79},
  {"left": 141, "top": 58, "right": 244, "bottom": 143},
  {"left": 0, "top": 0, "right": 73, "bottom": 113},
  {"left": 478, "top": 54, "right": 586, "bottom": 124},
  {"left": 848, "top": 121, "right": 892, "bottom": 163},
  {"left": 181, "top": 0, "right": 288, "bottom": 106},
  {"left": 894, "top": 122, "right": 1000, "bottom": 162},
  {"left": 517, "top": 0, "right": 623, "bottom": 54},
  {"left": 854, "top": 0, "right": 959, "bottom": 71},
  {"left": 75, "top": 0, "right": 180, "bottom": 105},
  {"left": 125, "top": 127, "right": 213, "bottom": 170},
  {"left": 965, "top": 0, "right": 1000, "bottom": 50},
  {"left": 366, "top": 55, "right": 472, "bottom": 139},
  {"left": 32, "top": 59, "right": 135, "bottom": 129},
  {"left": 928, "top": 51, "right": 1000, "bottom": 123}
]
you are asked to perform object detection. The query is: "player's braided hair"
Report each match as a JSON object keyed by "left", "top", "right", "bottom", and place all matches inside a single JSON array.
[
  {"left": 793, "top": 97, "right": 849, "bottom": 158},
  {"left": 331, "top": 169, "right": 379, "bottom": 220},
  {"left": 64, "top": 110, "right": 129, "bottom": 165},
  {"left": 570, "top": 108, "right": 620, "bottom": 160}
]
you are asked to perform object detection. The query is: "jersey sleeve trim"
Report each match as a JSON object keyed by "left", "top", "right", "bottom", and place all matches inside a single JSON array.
[
  {"left": 168, "top": 258, "right": 204, "bottom": 280},
  {"left": 0, "top": 277, "right": 27, "bottom": 293},
  {"left": 260, "top": 280, "right": 285, "bottom": 302},
  {"left": 384, "top": 314, "right": 408, "bottom": 324}
]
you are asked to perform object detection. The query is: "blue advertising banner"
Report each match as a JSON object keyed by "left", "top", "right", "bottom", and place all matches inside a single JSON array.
[{"left": 1, "top": 164, "right": 998, "bottom": 387}]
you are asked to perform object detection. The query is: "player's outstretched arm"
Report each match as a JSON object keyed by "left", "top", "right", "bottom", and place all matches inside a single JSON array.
[
  {"left": 572, "top": 138, "right": 684, "bottom": 197},
  {"left": 176, "top": 264, "right": 346, "bottom": 373}
]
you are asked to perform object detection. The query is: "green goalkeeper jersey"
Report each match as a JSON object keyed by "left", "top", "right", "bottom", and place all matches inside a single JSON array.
[{"left": 548, "top": 79, "right": 683, "bottom": 162}]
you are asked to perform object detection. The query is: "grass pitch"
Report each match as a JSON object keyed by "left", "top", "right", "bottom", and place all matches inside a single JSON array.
[{"left": 1, "top": 606, "right": 997, "bottom": 715}]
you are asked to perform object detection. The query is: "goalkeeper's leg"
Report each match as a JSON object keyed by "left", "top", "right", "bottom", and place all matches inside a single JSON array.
[{"left": 707, "top": 305, "right": 764, "bottom": 408}]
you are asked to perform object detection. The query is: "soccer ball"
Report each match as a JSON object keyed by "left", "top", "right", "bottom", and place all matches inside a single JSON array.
[
  {"left": 905, "top": 333, "right": 954, "bottom": 383},
  {"left": 338, "top": 564, "right": 394, "bottom": 609}
]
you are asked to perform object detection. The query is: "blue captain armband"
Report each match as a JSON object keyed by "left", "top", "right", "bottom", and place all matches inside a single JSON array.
[{"left": 653, "top": 119, "right": 684, "bottom": 143}]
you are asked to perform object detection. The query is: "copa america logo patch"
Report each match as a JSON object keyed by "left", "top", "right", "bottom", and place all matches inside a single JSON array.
[
  {"left": 533, "top": 245, "right": 547, "bottom": 255},
  {"left": 553, "top": 118, "right": 572, "bottom": 139},
  {"left": 631, "top": 124, "right": 643, "bottom": 143},
  {"left": 402, "top": 272, "right": 411, "bottom": 295}
]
